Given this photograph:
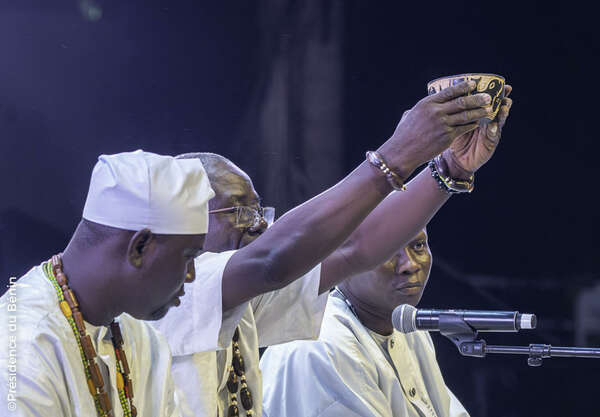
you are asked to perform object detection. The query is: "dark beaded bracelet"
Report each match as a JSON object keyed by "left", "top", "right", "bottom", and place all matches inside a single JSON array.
[{"left": 428, "top": 156, "right": 474, "bottom": 194}]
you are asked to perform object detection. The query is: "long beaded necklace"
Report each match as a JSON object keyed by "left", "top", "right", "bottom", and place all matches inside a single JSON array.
[
  {"left": 43, "top": 255, "right": 137, "bottom": 417},
  {"left": 226, "top": 327, "right": 254, "bottom": 416}
]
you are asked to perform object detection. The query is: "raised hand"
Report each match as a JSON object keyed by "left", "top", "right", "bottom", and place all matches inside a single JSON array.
[
  {"left": 377, "top": 80, "right": 492, "bottom": 180},
  {"left": 442, "top": 85, "right": 514, "bottom": 179}
]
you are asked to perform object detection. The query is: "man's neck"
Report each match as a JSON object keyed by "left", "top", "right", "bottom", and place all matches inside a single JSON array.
[
  {"left": 339, "top": 286, "right": 393, "bottom": 336},
  {"left": 60, "top": 248, "right": 120, "bottom": 327}
]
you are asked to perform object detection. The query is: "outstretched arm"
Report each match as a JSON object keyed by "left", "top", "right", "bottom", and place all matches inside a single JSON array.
[
  {"left": 221, "top": 81, "right": 492, "bottom": 310},
  {"left": 319, "top": 86, "right": 513, "bottom": 293}
]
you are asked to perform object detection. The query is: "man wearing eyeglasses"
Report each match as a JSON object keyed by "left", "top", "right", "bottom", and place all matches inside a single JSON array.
[{"left": 152, "top": 81, "right": 513, "bottom": 416}]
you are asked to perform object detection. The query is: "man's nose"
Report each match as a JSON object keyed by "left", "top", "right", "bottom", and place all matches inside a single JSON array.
[
  {"left": 395, "top": 250, "right": 420, "bottom": 275},
  {"left": 185, "top": 261, "right": 196, "bottom": 283}
]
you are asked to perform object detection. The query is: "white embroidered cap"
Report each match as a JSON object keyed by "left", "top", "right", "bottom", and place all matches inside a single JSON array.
[{"left": 82, "top": 150, "right": 214, "bottom": 234}]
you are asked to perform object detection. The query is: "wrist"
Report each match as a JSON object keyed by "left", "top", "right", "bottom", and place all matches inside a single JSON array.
[
  {"left": 429, "top": 155, "right": 474, "bottom": 194},
  {"left": 366, "top": 151, "right": 408, "bottom": 192},
  {"left": 441, "top": 150, "right": 474, "bottom": 180},
  {"left": 374, "top": 146, "right": 415, "bottom": 182},
  {"left": 362, "top": 161, "right": 395, "bottom": 198}
]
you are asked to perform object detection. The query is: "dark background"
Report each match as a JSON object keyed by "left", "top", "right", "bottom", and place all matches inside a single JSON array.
[{"left": 1, "top": 1, "right": 599, "bottom": 416}]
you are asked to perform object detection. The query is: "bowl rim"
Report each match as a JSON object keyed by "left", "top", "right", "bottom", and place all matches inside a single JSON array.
[{"left": 427, "top": 73, "right": 505, "bottom": 86}]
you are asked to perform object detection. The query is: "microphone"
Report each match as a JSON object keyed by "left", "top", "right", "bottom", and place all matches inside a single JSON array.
[{"left": 392, "top": 304, "right": 536, "bottom": 334}]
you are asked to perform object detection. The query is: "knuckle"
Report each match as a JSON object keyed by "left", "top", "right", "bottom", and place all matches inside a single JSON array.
[
  {"left": 455, "top": 96, "right": 467, "bottom": 109},
  {"left": 417, "top": 95, "right": 430, "bottom": 106},
  {"left": 425, "top": 104, "right": 439, "bottom": 119},
  {"left": 461, "top": 110, "right": 472, "bottom": 123},
  {"left": 468, "top": 95, "right": 483, "bottom": 108},
  {"left": 438, "top": 114, "right": 449, "bottom": 126},
  {"left": 441, "top": 88, "right": 454, "bottom": 100},
  {"left": 432, "top": 105, "right": 444, "bottom": 118},
  {"left": 416, "top": 99, "right": 429, "bottom": 111}
]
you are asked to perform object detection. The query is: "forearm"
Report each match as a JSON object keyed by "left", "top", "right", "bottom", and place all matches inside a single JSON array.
[
  {"left": 320, "top": 166, "right": 449, "bottom": 293},
  {"left": 222, "top": 162, "right": 392, "bottom": 310}
]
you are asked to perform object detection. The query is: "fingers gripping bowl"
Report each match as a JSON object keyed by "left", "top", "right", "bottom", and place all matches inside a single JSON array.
[{"left": 427, "top": 73, "right": 505, "bottom": 123}]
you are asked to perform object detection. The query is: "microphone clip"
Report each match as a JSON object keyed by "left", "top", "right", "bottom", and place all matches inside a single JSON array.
[{"left": 438, "top": 313, "right": 487, "bottom": 358}]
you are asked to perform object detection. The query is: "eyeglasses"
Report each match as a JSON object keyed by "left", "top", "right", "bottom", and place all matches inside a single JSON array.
[{"left": 209, "top": 205, "right": 275, "bottom": 230}]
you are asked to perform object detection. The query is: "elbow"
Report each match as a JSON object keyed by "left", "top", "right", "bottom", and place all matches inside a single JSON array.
[{"left": 335, "top": 235, "right": 374, "bottom": 277}]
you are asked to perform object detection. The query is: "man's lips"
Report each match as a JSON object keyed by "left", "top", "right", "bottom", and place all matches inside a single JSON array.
[{"left": 395, "top": 282, "right": 423, "bottom": 293}]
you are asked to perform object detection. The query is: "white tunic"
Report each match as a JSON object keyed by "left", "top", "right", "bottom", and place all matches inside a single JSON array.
[
  {"left": 153, "top": 250, "right": 328, "bottom": 417},
  {"left": 260, "top": 295, "right": 469, "bottom": 417},
  {"left": 0, "top": 264, "right": 189, "bottom": 417}
]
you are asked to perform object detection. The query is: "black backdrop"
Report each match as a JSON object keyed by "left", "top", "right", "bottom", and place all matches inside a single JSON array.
[{"left": 1, "top": 1, "right": 599, "bottom": 416}]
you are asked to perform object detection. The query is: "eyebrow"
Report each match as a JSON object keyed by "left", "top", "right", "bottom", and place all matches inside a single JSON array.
[
  {"left": 229, "top": 195, "right": 262, "bottom": 208},
  {"left": 409, "top": 235, "right": 427, "bottom": 244}
]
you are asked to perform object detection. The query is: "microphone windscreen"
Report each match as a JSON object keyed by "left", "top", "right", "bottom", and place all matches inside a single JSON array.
[{"left": 392, "top": 304, "right": 417, "bottom": 333}]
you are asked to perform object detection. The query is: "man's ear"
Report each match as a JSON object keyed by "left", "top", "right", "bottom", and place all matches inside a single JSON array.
[{"left": 127, "top": 229, "right": 154, "bottom": 268}]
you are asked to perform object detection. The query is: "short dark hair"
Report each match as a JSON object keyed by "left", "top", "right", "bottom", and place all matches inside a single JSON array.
[{"left": 75, "top": 219, "right": 132, "bottom": 249}]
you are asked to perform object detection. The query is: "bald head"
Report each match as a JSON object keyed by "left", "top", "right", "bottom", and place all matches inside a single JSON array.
[
  {"left": 176, "top": 152, "right": 264, "bottom": 251},
  {"left": 177, "top": 152, "right": 247, "bottom": 184}
]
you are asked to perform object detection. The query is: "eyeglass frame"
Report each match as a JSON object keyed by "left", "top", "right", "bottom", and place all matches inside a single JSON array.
[{"left": 208, "top": 205, "right": 275, "bottom": 230}]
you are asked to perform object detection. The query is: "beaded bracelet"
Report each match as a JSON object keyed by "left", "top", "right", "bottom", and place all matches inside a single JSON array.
[
  {"left": 366, "top": 151, "right": 406, "bottom": 191},
  {"left": 428, "top": 155, "right": 474, "bottom": 194}
]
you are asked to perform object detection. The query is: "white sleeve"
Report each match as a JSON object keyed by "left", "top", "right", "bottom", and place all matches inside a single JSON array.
[
  {"left": 152, "top": 251, "right": 248, "bottom": 356},
  {"left": 250, "top": 263, "right": 328, "bottom": 347}
]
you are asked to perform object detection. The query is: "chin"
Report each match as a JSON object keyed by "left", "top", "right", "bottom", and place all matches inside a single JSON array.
[
  {"left": 141, "top": 305, "right": 171, "bottom": 321},
  {"left": 391, "top": 294, "right": 422, "bottom": 309}
]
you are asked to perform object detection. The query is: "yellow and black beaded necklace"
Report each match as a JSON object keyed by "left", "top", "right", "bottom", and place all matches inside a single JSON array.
[{"left": 43, "top": 255, "right": 136, "bottom": 417}]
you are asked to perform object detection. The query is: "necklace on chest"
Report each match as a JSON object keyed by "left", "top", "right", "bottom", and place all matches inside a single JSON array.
[{"left": 44, "top": 255, "right": 137, "bottom": 417}]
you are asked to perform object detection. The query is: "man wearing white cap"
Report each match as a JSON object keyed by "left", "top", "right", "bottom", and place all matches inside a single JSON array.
[
  {"left": 153, "top": 82, "right": 513, "bottom": 416},
  {"left": 0, "top": 150, "right": 213, "bottom": 416}
]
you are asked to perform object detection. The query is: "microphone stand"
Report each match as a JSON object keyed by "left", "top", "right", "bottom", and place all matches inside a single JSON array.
[{"left": 437, "top": 313, "right": 600, "bottom": 367}]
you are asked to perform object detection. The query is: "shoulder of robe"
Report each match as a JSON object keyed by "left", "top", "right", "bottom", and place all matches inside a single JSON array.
[
  {"left": 320, "top": 305, "right": 372, "bottom": 360},
  {"left": 1, "top": 266, "right": 70, "bottom": 344}
]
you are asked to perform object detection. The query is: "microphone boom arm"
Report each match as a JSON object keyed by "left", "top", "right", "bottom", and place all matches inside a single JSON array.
[{"left": 437, "top": 313, "right": 600, "bottom": 366}]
